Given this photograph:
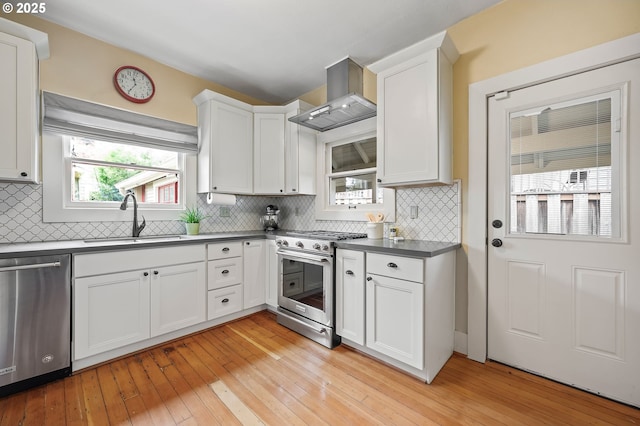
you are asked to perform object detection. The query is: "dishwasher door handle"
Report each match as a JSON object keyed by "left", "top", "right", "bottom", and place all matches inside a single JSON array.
[{"left": 0, "top": 261, "right": 61, "bottom": 273}]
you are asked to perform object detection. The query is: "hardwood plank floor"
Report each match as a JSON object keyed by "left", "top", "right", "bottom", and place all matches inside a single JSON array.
[{"left": 1, "top": 311, "right": 638, "bottom": 425}]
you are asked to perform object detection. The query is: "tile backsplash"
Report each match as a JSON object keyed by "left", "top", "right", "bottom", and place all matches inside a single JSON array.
[{"left": 0, "top": 180, "right": 460, "bottom": 244}]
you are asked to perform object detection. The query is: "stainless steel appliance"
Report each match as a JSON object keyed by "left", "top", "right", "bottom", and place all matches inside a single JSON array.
[
  {"left": 276, "top": 230, "right": 367, "bottom": 348},
  {"left": 260, "top": 204, "right": 280, "bottom": 231},
  {"left": 0, "top": 255, "right": 71, "bottom": 397}
]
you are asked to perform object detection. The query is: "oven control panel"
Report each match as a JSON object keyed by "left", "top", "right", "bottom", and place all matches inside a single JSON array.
[{"left": 276, "top": 238, "right": 332, "bottom": 253}]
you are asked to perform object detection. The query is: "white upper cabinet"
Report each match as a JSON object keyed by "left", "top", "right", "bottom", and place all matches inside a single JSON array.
[
  {"left": 194, "top": 91, "right": 316, "bottom": 196},
  {"left": 285, "top": 100, "right": 316, "bottom": 195},
  {"left": 369, "top": 31, "right": 458, "bottom": 187},
  {"left": 0, "top": 21, "right": 49, "bottom": 184},
  {"left": 193, "top": 90, "right": 254, "bottom": 194},
  {"left": 253, "top": 109, "right": 285, "bottom": 194}
]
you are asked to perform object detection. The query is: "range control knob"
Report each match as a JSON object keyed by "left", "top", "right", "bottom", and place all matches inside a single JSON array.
[
  {"left": 322, "top": 244, "right": 330, "bottom": 251},
  {"left": 281, "top": 240, "right": 289, "bottom": 247},
  {"left": 275, "top": 239, "right": 283, "bottom": 246},
  {"left": 295, "top": 241, "right": 304, "bottom": 248},
  {"left": 312, "top": 243, "right": 321, "bottom": 250}
]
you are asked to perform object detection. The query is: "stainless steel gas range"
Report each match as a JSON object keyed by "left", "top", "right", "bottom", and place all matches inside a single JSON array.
[{"left": 275, "top": 230, "right": 367, "bottom": 348}]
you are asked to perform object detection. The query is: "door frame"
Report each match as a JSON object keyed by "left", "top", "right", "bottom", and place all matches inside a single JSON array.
[{"left": 467, "top": 32, "right": 640, "bottom": 362}]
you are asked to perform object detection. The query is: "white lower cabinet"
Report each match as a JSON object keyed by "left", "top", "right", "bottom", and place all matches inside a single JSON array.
[
  {"left": 74, "top": 270, "right": 150, "bottom": 360},
  {"left": 73, "top": 245, "right": 206, "bottom": 361},
  {"left": 150, "top": 263, "right": 206, "bottom": 337},
  {"left": 243, "top": 240, "right": 266, "bottom": 309},
  {"left": 336, "top": 248, "right": 455, "bottom": 383},
  {"left": 265, "top": 240, "right": 279, "bottom": 309},
  {"left": 366, "top": 274, "right": 424, "bottom": 369},
  {"left": 336, "top": 249, "right": 365, "bottom": 345}
]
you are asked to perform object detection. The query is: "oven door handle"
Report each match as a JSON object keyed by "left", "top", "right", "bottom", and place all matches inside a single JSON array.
[{"left": 277, "top": 250, "right": 330, "bottom": 266}]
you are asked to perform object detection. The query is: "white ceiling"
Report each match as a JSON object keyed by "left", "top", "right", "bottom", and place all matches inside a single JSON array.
[{"left": 41, "top": 0, "right": 500, "bottom": 104}]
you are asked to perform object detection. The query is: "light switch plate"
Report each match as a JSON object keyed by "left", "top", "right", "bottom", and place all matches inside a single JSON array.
[{"left": 410, "top": 206, "right": 418, "bottom": 219}]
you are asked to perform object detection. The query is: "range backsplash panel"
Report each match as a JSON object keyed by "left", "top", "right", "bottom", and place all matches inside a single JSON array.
[{"left": 0, "top": 181, "right": 459, "bottom": 244}]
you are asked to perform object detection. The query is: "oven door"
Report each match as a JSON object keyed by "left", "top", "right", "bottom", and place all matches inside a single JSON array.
[{"left": 277, "top": 249, "right": 334, "bottom": 326}]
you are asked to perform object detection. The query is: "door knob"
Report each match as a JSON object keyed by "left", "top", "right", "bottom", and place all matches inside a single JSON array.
[
  {"left": 491, "top": 238, "right": 503, "bottom": 247},
  {"left": 492, "top": 220, "right": 503, "bottom": 229}
]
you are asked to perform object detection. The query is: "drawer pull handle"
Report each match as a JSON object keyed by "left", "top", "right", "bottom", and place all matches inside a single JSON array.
[
  {"left": 345, "top": 270, "right": 354, "bottom": 276},
  {"left": 221, "top": 298, "right": 229, "bottom": 303},
  {"left": 221, "top": 269, "right": 229, "bottom": 274},
  {"left": 387, "top": 262, "right": 398, "bottom": 268},
  {"left": 289, "top": 282, "right": 296, "bottom": 287},
  {"left": 222, "top": 247, "right": 230, "bottom": 252}
]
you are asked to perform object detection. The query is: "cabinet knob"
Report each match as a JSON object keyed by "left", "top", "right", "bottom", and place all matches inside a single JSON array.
[
  {"left": 292, "top": 188, "right": 296, "bottom": 192},
  {"left": 366, "top": 276, "right": 373, "bottom": 281},
  {"left": 221, "top": 298, "right": 229, "bottom": 303},
  {"left": 377, "top": 178, "right": 382, "bottom": 183},
  {"left": 20, "top": 172, "right": 28, "bottom": 177},
  {"left": 345, "top": 270, "right": 354, "bottom": 276},
  {"left": 143, "top": 272, "right": 149, "bottom": 277},
  {"left": 153, "top": 270, "right": 159, "bottom": 275},
  {"left": 280, "top": 189, "right": 283, "bottom": 192},
  {"left": 387, "top": 262, "right": 398, "bottom": 268},
  {"left": 221, "top": 269, "right": 229, "bottom": 275},
  {"left": 213, "top": 186, "right": 217, "bottom": 190}
]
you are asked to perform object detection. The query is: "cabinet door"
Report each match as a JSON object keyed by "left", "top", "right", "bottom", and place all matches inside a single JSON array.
[
  {"left": 377, "top": 49, "right": 444, "bottom": 186},
  {"left": 285, "top": 110, "right": 316, "bottom": 194},
  {"left": 209, "top": 101, "right": 253, "bottom": 193},
  {"left": 0, "top": 32, "right": 38, "bottom": 183},
  {"left": 336, "top": 249, "right": 365, "bottom": 345},
  {"left": 243, "top": 240, "right": 266, "bottom": 308},
  {"left": 150, "top": 262, "right": 206, "bottom": 337},
  {"left": 265, "top": 240, "right": 279, "bottom": 309},
  {"left": 74, "top": 270, "right": 150, "bottom": 359},
  {"left": 254, "top": 113, "right": 285, "bottom": 194},
  {"left": 366, "top": 274, "right": 424, "bottom": 369}
]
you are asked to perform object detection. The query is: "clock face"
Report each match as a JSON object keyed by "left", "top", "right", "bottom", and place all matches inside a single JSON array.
[{"left": 114, "top": 66, "right": 155, "bottom": 103}]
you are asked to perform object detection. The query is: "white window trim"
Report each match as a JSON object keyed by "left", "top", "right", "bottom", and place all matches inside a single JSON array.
[
  {"left": 43, "top": 132, "right": 197, "bottom": 222},
  {"left": 315, "top": 117, "right": 395, "bottom": 222},
  {"left": 467, "top": 33, "right": 640, "bottom": 363}
]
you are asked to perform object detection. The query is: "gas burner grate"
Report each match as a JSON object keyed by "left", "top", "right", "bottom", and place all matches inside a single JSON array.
[{"left": 286, "top": 230, "right": 368, "bottom": 240}]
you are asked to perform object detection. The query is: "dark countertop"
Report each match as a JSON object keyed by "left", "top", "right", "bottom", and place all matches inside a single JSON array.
[
  {"left": 335, "top": 239, "right": 460, "bottom": 257},
  {"left": 0, "top": 230, "right": 459, "bottom": 259}
]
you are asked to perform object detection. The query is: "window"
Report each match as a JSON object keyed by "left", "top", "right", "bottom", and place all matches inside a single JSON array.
[
  {"left": 42, "top": 92, "right": 197, "bottom": 222},
  {"left": 316, "top": 118, "right": 395, "bottom": 221},
  {"left": 508, "top": 91, "right": 620, "bottom": 238}
]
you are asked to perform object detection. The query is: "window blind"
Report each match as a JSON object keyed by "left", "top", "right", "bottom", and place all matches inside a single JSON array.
[{"left": 42, "top": 92, "right": 198, "bottom": 153}]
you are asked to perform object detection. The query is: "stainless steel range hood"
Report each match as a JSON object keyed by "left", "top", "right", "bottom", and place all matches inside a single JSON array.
[{"left": 288, "top": 58, "right": 376, "bottom": 132}]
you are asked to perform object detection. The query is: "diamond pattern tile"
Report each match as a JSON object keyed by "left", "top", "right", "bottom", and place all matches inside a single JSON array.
[{"left": 0, "top": 180, "right": 460, "bottom": 243}]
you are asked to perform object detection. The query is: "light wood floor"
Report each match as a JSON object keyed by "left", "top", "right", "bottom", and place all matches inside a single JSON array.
[{"left": 1, "top": 311, "right": 638, "bottom": 425}]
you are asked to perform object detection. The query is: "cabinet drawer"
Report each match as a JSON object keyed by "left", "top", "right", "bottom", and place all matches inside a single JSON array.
[
  {"left": 208, "top": 241, "right": 243, "bottom": 260},
  {"left": 366, "top": 252, "right": 424, "bottom": 283},
  {"left": 208, "top": 285, "right": 242, "bottom": 320},
  {"left": 208, "top": 258, "right": 242, "bottom": 290},
  {"left": 282, "top": 272, "right": 303, "bottom": 297}
]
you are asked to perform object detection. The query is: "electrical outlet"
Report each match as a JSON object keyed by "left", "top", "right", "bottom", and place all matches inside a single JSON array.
[
  {"left": 410, "top": 206, "right": 418, "bottom": 219},
  {"left": 219, "top": 206, "right": 230, "bottom": 217}
]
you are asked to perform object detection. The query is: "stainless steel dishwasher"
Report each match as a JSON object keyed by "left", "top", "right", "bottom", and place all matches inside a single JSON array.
[{"left": 0, "top": 254, "right": 71, "bottom": 397}]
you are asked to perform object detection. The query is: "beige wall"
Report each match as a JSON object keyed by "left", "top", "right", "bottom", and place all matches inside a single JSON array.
[
  {"left": 6, "top": 14, "right": 269, "bottom": 126},
  {"left": 446, "top": 0, "right": 640, "bottom": 334}
]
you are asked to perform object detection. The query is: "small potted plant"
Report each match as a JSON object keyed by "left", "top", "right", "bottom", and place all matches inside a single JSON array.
[{"left": 179, "top": 205, "right": 207, "bottom": 235}]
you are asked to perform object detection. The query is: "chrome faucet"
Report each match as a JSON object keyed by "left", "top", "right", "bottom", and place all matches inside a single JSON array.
[{"left": 119, "top": 191, "right": 146, "bottom": 237}]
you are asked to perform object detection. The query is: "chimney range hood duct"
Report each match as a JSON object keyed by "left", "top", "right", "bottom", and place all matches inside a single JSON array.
[{"left": 288, "top": 58, "right": 376, "bottom": 132}]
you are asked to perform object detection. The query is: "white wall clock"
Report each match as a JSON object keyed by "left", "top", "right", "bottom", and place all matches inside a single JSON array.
[{"left": 113, "top": 65, "right": 155, "bottom": 103}]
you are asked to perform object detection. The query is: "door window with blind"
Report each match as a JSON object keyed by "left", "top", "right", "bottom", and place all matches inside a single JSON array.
[{"left": 508, "top": 90, "right": 622, "bottom": 239}]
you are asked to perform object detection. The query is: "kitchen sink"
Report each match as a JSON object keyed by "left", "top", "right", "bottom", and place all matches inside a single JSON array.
[{"left": 84, "top": 235, "right": 187, "bottom": 244}]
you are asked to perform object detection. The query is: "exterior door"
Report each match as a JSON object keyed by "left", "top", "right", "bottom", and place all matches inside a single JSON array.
[{"left": 488, "top": 59, "right": 640, "bottom": 407}]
